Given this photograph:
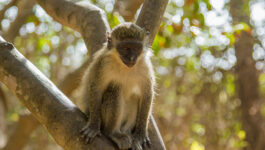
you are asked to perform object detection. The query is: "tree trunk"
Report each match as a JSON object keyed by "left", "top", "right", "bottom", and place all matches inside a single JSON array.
[{"left": 230, "top": 0, "right": 265, "bottom": 149}]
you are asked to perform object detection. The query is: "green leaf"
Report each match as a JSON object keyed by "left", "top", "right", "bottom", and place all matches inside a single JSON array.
[
  {"left": 224, "top": 33, "right": 235, "bottom": 45},
  {"left": 233, "top": 22, "right": 251, "bottom": 34}
]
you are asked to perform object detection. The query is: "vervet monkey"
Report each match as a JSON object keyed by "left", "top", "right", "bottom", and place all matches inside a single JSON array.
[{"left": 80, "top": 22, "right": 155, "bottom": 150}]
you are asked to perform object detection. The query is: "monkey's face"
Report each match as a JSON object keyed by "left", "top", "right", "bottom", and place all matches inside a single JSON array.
[{"left": 117, "top": 41, "right": 143, "bottom": 67}]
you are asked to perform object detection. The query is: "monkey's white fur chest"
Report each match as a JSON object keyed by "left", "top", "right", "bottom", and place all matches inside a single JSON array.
[
  {"left": 100, "top": 51, "right": 150, "bottom": 132},
  {"left": 101, "top": 51, "right": 149, "bottom": 99},
  {"left": 102, "top": 61, "right": 144, "bottom": 99}
]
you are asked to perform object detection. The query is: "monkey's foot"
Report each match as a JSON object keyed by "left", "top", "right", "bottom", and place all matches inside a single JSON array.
[
  {"left": 132, "top": 133, "right": 151, "bottom": 150},
  {"left": 109, "top": 132, "right": 132, "bottom": 149},
  {"left": 80, "top": 124, "right": 101, "bottom": 144}
]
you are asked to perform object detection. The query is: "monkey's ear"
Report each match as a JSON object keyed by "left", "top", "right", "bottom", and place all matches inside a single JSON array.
[
  {"left": 106, "top": 32, "right": 112, "bottom": 50},
  {"left": 142, "top": 29, "right": 150, "bottom": 48},
  {"left": 142, "top": 28, "right": 150, "bottom": 36}
]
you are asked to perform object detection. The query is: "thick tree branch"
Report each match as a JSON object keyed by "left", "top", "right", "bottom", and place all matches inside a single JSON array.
[
  {"left": 33, "top": 0, "right": 110, "bottom": 55},
  {"left": 136, "top": 0, "right": 169, "bottom": 45},
  {"left": 114, "top": 0, "right": 143, "bottom": 21}
]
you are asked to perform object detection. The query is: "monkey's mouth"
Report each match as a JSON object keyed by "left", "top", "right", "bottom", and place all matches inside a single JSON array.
[
  {"left": 122, "top": 59, "right": 136, "bottom": 67},
  {"left": 125, "top": 62, "right": 135, "bottom": 67}
]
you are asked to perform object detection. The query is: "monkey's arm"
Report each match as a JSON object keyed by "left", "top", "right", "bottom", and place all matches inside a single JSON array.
[
  {"left": 81, "top": 65, "right": 104, "bottom": 143},
  {"left": 86, "top": 81, "right": 102, "bottom": 126},
  {"left": 133, "top": 80, "right": 153, "bottom": 149}
]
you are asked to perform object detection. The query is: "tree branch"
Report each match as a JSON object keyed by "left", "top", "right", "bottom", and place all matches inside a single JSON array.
[
  {"left": 136, "top": 0, "right": 169, "bottom": 45},
  {"left": 33, "top": 0, "right": 110, "bottom": 55},
  {"left": 114, "top": 0, "right": 143, "bottom": 21}
]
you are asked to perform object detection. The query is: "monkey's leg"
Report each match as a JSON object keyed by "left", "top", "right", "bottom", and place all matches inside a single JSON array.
[
  {"left": 132, "top": 83, "right": 153, "bottom": 150},
  {"left": 101, "top": 82, "right": 132, "bottom": 150}
]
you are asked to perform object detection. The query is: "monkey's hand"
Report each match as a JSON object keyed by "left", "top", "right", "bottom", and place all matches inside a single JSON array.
[
  {"left": 132, "top": 130, "right": 151, "bottom": 150},
  {"left": 80, "top": 123, "right": 101, "bottom": 144}
]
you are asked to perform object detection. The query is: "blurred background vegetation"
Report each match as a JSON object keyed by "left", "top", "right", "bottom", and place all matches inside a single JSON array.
[{"left": 0, "top": 0, "right": 265, "bottom": 150}]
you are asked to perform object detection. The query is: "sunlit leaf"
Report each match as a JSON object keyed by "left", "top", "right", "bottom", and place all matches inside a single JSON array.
[
  {"left": 9, "top": 112, "right": 19, "bottom": 122},
  {"left": 190, "top": 141, "right": 205, "bottom": 150},
  {"left": 237, "top": 130, "right": 246, "bottom": 140},
  {"left": 233, "top": 22, "right": 251, "bottom": 34}
]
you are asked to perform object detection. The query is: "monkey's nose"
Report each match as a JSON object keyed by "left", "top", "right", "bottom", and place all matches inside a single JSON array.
[{"left": 130, "top": 56, "right": 134, "bottom": 61}]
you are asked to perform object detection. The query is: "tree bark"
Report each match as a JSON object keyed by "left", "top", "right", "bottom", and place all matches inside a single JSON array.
[
  {"left": 114, "top": 0, "right": 143, "bottom": 21},
  {"left": 230, "top": 0, "right": 265, "bottom": 149},
  {"left": 136, "top": 0, "right": 168, "bottom": 45}
]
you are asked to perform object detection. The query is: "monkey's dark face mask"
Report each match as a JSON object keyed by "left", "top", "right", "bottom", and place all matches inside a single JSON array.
[{"left": 116, "top": 41, "right": 143, "bottom": 67}]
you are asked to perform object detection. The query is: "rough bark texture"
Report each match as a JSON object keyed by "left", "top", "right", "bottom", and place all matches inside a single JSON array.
[
  {"left": 2, "top": 113, "right": 39, "bottom": 150},
  {"left": 230, "top": 0, "right": 265, "bottom": 149}
]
